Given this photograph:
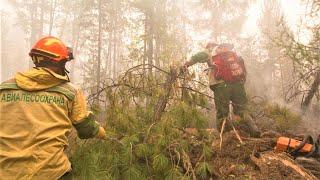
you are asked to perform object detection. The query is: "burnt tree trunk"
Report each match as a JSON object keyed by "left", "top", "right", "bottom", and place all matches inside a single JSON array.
[
  {"left": 302, "top": 70, "right": 320, "bottom": 113},
  {"left": 153, "top": 68, "right": 178, "bottom": 122}
]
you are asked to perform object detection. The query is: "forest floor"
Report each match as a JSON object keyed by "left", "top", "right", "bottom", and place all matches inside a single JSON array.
[
  {"left": 202, "top": 130, "right": 319, "bottom": 179},
  {"left": 68, "top": 68, "right": 319, "bottom": 179},
  {"left": 68, "top": 118, "right": 320, "bottom": 179}
]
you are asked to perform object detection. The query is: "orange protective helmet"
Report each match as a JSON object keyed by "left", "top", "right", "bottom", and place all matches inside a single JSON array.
[{"left": 29, "top": 36, "right": 73, "bottom": 62}]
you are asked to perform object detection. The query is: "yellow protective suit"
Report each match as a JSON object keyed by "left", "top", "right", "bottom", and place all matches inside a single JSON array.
[{"left": 0, "top": 67, "right": 103, "bottom": 179}]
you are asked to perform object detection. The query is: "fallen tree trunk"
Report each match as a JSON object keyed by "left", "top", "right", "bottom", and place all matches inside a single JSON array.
[
  {"left": 251, "top": 152, "right": 317, "bottom": 180},
  {"left": 295, "top": 157, "right": 320, "bottom": 178}
]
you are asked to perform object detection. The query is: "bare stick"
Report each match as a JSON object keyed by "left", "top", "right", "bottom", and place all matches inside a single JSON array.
[
  {"left": 219, "top": 118, "right": 227, "bottom": 150},
  {"left": 232, "top": 125, "right": 244, "bottom": 144}
]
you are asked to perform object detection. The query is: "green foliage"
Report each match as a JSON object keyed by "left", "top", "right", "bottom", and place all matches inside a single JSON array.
[
  {"left": 250, "top": 98, "right": 302, "bottom": 132},
  {"left": 195, "top": 162, "right": 212, "bottom": 179},
  {"left": 135, "top": 143, "right": 153, "bottom": 158},
  {"left": 152, "top": 154, "right": 170, "bottom": 172},
  {"left": 70, "top": 73, "right": 215, "bottom": 179},
  {"left": 264, "top": 104, "right": 301, "bottom": 132},
  {"left": 122, "top": 167, "right": 145, "bottom": 180},
  {"left": 168, "top": 102, "right": 208, "bottom": 129},
  {"left": 202, "top": 144, "right": 213, "bottom": 160},
  {"left": 165, "top": 166, "right": 186, "bottom": 180},
  {"left": 70, "top": 142, "right": 111, "bottom": 179}
]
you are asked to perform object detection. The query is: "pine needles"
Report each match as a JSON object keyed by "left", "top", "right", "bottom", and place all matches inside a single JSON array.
[{"left": 70, "top": 68, "right": 217, "bottom": 179}]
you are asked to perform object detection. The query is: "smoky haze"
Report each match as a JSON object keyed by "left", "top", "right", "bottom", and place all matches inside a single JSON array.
[{"left": 0, "top": 0, "right": 319, "bottom": 131}]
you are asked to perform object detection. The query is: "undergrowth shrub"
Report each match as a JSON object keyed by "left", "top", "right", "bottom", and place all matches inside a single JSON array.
[
  {"left": 70, "top": 72, "right": 215, "bottom": 179},
  {"left": 264, "top": 103, "right": 301, "bottom": 132},
  {"left": 249, "top": 97, "right": 301, "bottom": 133}
]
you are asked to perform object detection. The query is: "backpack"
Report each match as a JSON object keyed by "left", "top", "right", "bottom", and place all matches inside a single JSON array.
[{"left": 212, "top": 51, "right": 246, "bottom": 83}]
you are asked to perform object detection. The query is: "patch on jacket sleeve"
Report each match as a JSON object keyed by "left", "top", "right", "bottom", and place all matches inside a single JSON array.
[{"left": 73, "top": 113, "right": 99, "bottom": 139}]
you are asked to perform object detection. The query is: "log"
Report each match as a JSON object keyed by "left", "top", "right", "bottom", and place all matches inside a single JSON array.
[
  {"left": 295, "top": 157, "right": 320, "bottom": 178},
  {"left": 251, "top": 152, "right": 317, "bottom": 180}
]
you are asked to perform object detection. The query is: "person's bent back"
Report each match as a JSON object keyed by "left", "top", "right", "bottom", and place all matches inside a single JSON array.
[{"left": 0, "top": 36, "right": 106, "bottom": 179}]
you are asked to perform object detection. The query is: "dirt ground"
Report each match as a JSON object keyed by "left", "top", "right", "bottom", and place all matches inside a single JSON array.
[{"left": 207, "top": 131, "right": 319, "bottom": 179}]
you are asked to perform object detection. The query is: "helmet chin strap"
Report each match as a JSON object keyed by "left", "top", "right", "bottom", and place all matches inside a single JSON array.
[
  {"left": 58, "top": 65, "right": 70, "bottom": 82},
  {"left": 63, "top": 66, "right": 70, "bottom": 77},
  {"left": 64, "top": 68, "right": 70, "bottom": 74},
  {"left": 64, "top": 69, "right": 71, "bottom": 82},
  {"left": 59, "top": 61, "right": 71, "bottom": 82}
]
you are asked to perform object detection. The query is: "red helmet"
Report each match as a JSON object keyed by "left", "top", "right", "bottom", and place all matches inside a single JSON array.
[{"left": 29, "top": 36, "right": 73, "bottom": 62}]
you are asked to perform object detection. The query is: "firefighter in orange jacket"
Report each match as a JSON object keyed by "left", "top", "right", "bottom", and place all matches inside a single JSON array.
[{"left": 0, "top": 36, "right": 106, "bottom": 179}]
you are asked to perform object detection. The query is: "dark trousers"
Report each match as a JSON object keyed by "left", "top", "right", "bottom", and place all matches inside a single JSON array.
[
  {"left": 210, "top": 82, "right": 260, "bottom": 137},
  {"left": 210, "top": 82, "right": 248, "bottom": 130}
]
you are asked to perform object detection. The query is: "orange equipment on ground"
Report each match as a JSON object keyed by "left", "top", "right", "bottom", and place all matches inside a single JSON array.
[
  {"left": 275, "top": 135, "right": 319, "bottom": 159},
  {"left": 275, "top": 137, "right": 313, "bottom": 153}
]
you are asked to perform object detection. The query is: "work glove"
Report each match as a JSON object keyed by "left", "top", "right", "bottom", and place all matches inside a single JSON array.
[
  {"left": 96, "top": 127, "right": 124, "bottom": 145},
  {"left": 96, "top": 126, "right": 107, "bottom": 139}
]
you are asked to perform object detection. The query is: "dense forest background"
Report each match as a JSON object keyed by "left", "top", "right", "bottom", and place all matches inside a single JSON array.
[
  {"left": 1, "top": 0, "right": 320, "bottom": 179},
  {"left": 1, "top": 0, "right": 319, "bottom": 123}
]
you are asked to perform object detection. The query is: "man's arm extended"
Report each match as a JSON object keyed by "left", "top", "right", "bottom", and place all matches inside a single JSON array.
[
  {"left": 70, "top": 89, "right": 106, "bottom": 139},
  {"left": 184, "top": 50, "right": 210, "bottom": 68}
]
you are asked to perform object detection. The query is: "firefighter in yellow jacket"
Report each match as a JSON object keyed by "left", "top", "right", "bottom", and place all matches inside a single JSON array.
[{"left": 0, "top": 36, "right": 106, "bottom": 179}]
